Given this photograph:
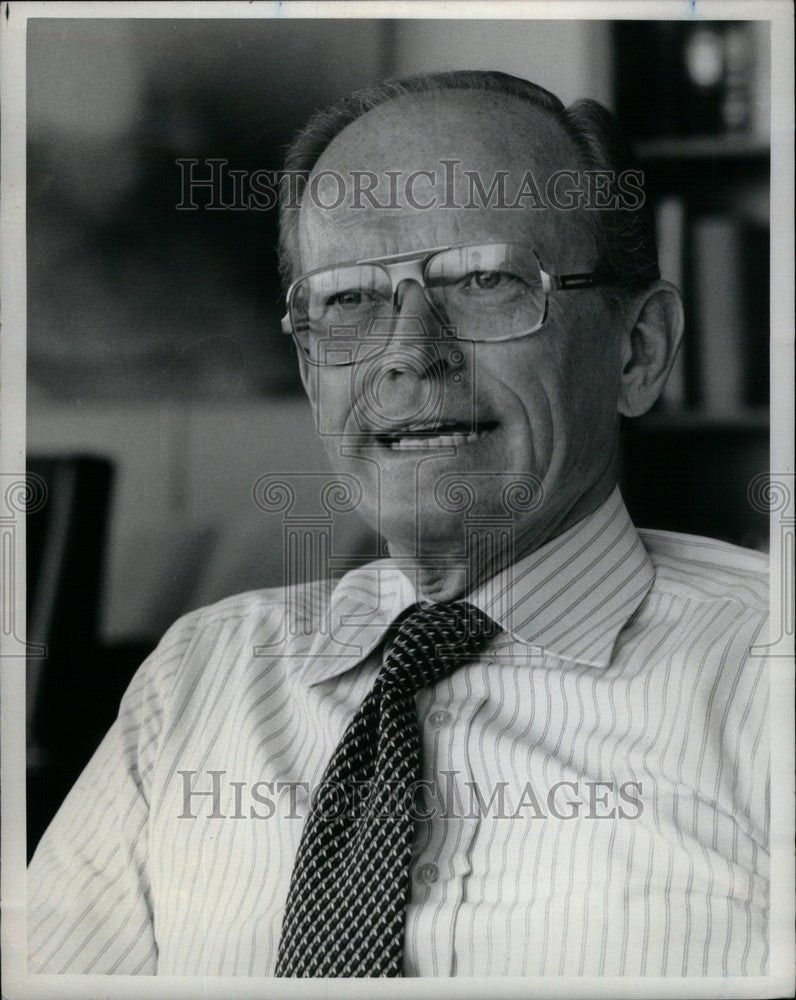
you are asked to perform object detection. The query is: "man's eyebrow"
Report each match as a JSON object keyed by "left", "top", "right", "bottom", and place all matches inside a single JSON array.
[
  {"left": 334, "top": 214, "right": 373, "bottom": 232},
  {"left": 302, "top": 208, "right": 371, "bottom": 234},
  {"left": 304, "top": 211, "right": 412, "bottom": 249}
]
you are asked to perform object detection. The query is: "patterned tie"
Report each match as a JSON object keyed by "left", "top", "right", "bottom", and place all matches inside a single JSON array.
[{"left": 275, "top": 600, "right": 499, "bottom": 978}]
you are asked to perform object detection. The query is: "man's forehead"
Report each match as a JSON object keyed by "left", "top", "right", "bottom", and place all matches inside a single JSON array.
[
  {"left": 297, "top": 89, "right": 591, "bottom": 272},
  {"left": 315, "top": 90, "right": 575, "bottom": 172}
]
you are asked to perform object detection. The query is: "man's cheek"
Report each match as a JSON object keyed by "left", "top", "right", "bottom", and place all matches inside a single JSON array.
[
  {"left": 306, "top": 369, "right": 355, "bottom": 437},
  {"left": 298, "top": 354, "right": 315, "bottom": 404}
]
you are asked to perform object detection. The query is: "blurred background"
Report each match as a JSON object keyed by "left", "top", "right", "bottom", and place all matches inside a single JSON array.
[{"left": 26, "top": 17, "right": 771, "bottom": 855}]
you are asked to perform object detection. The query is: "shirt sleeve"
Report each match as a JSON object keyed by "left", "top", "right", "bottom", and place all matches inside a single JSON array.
[{"left": 27, "top": 610, "right": 200, "bottom": 974}]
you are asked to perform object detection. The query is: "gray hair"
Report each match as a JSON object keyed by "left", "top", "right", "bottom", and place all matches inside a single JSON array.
[{"left": 277, "top": 69, "right": 659, "bottom": 301}]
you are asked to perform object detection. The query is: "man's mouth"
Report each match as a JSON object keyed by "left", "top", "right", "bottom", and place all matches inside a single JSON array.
[{"left": 373, "top": 421, "right": 499, "bottom": 451}]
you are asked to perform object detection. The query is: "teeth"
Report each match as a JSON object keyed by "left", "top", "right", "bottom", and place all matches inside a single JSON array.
[{"left": 388, "top": 430, "right": 482, "bottom": 451}]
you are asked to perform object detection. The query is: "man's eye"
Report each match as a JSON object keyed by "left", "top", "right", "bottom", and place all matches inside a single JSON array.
[
  {"left": 461, "top": 270, "right": 524, "bottom": 292},
  {"left": 326, "top": 289, "right": 364, "bottom": 308}
]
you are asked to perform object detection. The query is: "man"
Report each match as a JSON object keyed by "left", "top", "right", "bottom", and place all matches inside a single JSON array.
[{"left": 28, "top": 70, "right": 769, "bottom": 978}]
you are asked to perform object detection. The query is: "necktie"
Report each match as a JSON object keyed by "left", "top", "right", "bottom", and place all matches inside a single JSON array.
[{"left": 275, "top": 600, "right": 499, "bottom": 978}]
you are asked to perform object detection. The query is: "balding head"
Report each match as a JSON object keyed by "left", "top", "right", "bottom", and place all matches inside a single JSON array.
[
  {"left": 298, "top": 89, "right": 599, "bottom": 279},
  {"left": 278, "top": 70, "right": 659, "bottom": 298}
]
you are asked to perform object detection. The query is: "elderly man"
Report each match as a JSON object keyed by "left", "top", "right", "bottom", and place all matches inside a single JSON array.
[{"left": 28, "top": 70, "right": 768, "bottom": 978}]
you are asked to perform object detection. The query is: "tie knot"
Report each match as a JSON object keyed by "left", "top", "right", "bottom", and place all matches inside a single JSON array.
[{"left": 380, "top": 601, "right": 499, "bottom": 694}]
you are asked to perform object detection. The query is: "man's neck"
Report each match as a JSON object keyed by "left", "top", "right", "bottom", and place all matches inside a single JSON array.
[{"left": 388, "top": 479, "right": 619, "bottom": 603}]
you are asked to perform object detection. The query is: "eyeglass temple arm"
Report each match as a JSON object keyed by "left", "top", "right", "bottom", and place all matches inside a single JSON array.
[{"left": 545, "top": 272, "right": 598, "bottom": 292}]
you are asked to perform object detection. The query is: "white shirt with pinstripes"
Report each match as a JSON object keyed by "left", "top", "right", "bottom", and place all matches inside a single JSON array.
[{"left": 27, "top": 487, "right": 769, "bottom": 977}]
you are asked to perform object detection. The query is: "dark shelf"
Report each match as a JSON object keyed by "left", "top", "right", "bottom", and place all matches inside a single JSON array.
[
  {"left": 628, "top": 408, "right": 770, "bottom": 433},
  {"left": 634, "top": 135, "right": 770, "bottom": 162}
]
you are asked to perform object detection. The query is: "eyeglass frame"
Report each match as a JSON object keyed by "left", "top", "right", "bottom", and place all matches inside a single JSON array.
[{"left": 280, "top": 242, "right": 609, "bottom": 363}]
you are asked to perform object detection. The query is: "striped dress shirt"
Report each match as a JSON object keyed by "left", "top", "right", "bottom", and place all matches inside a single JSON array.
[{"left": 27, "top": 487, "right": 769, "bottom": 977}]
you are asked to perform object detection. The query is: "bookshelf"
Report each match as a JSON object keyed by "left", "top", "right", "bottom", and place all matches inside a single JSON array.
[{"left": 613, "top": 20, "right": 770, "bottom": 550}]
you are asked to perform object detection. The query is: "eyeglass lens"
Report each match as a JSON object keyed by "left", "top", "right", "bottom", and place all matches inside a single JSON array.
[{"left": 291, "top": 243, "right": 546, "bottom": 363}]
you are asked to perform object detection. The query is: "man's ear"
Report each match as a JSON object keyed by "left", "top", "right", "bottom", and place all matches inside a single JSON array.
[{"left": 617, "top": 280, "right": 684, "bottom": 418}]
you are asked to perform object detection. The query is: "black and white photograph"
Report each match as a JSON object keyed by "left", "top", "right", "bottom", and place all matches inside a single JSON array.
[{"left": 1, "top": 2, "right": 793, "bottom": 997}]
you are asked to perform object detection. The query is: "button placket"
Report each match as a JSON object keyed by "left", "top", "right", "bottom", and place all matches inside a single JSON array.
[
  {"left": 404, "top": 651, "right": 496, "bottom": 976},
  {"left": 447, "top": 660, "right": 493, "bottom": 977}
]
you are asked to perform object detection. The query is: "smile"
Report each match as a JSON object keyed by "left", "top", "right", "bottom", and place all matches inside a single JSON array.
[{"left": 375, "top": 421, "right": 498, "bottom": 451}]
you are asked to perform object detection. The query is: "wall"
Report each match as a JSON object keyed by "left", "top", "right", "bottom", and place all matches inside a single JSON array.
[
  {"left": 390, "top": 19, "right": 613, "bottom": 106},
  {"left": 28, "top": 399, "right": 378, "bottom": 641}
]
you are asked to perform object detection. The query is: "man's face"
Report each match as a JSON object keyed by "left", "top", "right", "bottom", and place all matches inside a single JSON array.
[{"left": 296, "top": 91, "right": 624, "bottom": 580}]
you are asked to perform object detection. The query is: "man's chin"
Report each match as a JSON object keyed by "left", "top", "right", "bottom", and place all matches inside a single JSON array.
[{"left": 380, "top": 509, "right": 466, "bottom": 559}]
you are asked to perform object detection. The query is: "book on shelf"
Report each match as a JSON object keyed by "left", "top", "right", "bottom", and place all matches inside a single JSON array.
[
  {"left": 749, "top": 20, "right": 772, "bottom": 141},
  {"left": 690, "top": 213, "right": 769, "bottom": 416},
  {"left": 651, "top": 205, "right": 770, "bottom": 418},
  {"left": 740, "top": 220, "right": 770, "bottom": 409},
  {"left": 655, "top": 196, "right": 687, "bottom": 410},
  {"left": 691, "top": 215, "right": 745, "bottom": 415}
]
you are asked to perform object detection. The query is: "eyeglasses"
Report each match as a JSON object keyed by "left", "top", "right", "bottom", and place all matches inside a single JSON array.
[{"left": 281, "top": 242, "right": 607, "bottom": 366}]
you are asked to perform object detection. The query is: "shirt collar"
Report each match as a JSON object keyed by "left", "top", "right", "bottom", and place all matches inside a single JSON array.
[{"left": 300, "top": 486, "right": 654, "bottom": 686}]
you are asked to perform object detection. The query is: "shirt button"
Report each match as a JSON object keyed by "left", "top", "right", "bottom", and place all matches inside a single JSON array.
[
  {"left": 415, "top": 862, "right": 438, "bottom": 885},
  {"left": 428, "top": 709, "right": 451, "bottom": 728}
]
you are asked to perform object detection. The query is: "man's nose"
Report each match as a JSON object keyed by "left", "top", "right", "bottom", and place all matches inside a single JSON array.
[
  {"left": 379, "top": 278, "right": 448, "bottom": 379},
  {"left": 353, "top": 278, "right": 464, "bottom": 431},
  {"left": 393, "top": 277, "right": 445, "bottom": 328}
]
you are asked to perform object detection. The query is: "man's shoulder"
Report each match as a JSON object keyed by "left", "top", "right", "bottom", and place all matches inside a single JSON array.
[
  {"left": 131, "top": 577, "right": 341, "bottom": 701},
  {"left": 175, "top": 577, "right": 337, "bottom": 637},
  {"left": 636, "top": 527, "right": 769, "bottom": 613}
]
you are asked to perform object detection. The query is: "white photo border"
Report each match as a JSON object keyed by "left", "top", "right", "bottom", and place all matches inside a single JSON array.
[{"left": 1, "top": 2, "right": 793, "bottom": 998}]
